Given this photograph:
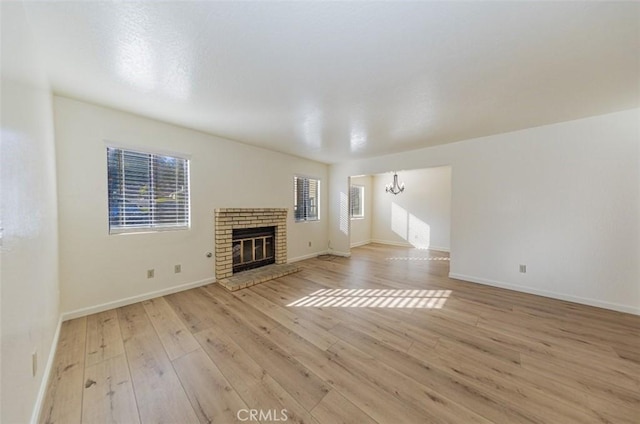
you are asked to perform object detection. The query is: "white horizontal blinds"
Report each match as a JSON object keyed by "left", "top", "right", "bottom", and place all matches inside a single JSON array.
[
  {"left": 294, "top": 176, "right": 320, "bottom": 221},
  {"left": 152, "top": 154, "right": 189, "bottom": 226},
  {"left": 107, "top": 147, "right": 190, "bottom": 233},
  {"left": 350, "top": 185, "right": 363, "bottom": 217}
]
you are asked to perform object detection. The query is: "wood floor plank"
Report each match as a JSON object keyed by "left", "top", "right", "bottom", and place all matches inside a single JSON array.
[
  {"left": 431, "top": 344, "right": 603, "bottom": 423},
  {"left": 329, "top": 308, "right": 434, "bottom": 352},
  {"left": 434, "top": 338, "right": 635, "bottom": 424},
  {"left": 394, "top": 308, "right": 524, "bottom": 365},
  {"left": 196, "top": 285, "right": 331, "bottom": 412},
  {"left": 85, "top": 309, "right": 124, "bottom": 367},
  {"left": 164, "top": 287, "right": 220, "bottom": 333},
  {"left": 512, "top": 303, "right": 636, "bottom": 335},
  {"left": 311, "top": 390, "right": 377, "bottom": 424},
  {"left": 40, "top": 317, "right": 87, "bottom": 424},
  {"left": 523, "top": 340, "right": 640, "bottom": 390},
  {"left": 172, "top": 349, "right": 248, "bottom": 424},
  {"left": 520, "top": 352, "right": 640, "bottom": 406},
  {"left": 232, "top": 287, "right": 339, "bottom": 350},
  {"left": 615, "top": 346, "right": 640, "bottom": 365},
  {"left": 117, "top": 303, "right": 199, "bottom": 424},
  {"left": 194, "top": 327, "right": 319, "bottom": 424},
  {"left": 251, "top": 279, "right": 342, "bottom": 330},
  {"left": 478, "top": 311, "right": 622, "bottom": 355},
  {"left": 82, "top": 354, "right": 139, "bottom": 424},
  {"left": 261, "top": 320, "right": 456, "bottom": 424},
  {"left": 201, "top": 284, "right": 281, "bottom": 333},
  {"left": 586, "top": 392, "right": 640, "bottom": 424},
  {"left": 327, "top": 340, "right": 493, "bottom": 424},
  {"left": 330, "top": 324, "right": 550, "bottom": 424},
  {"left": 41, "top": 244, "right": 640, "bottom": 424},
  {"left": 435, "top": 337, "right": 583, "bottom": 403},
  {"left": 142, "top": 297, "right": 199, "bottom": 360}
]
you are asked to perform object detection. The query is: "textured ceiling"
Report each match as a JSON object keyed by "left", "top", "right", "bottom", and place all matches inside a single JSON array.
[{"left": 23, "top": 1, "right": 640, "bottom": 164}]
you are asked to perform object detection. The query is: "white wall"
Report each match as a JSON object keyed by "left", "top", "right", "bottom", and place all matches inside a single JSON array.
[
  {"left": 0, "top": 3, "right": 61, "bottom": 423},
  {"left": 54, "top": 96, "right": 329, "bottom": 316},
  {"left": 329, "top": 109, "right": 640, "bottom": 314},
  {"left": 371, "top": 167, "right": 451, "bottom": 251},
  {"left": 349, "top": 175, "right": 373, "bottom": 247}
]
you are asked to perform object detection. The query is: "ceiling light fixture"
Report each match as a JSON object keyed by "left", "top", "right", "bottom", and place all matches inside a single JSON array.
[{"left": 385, "top": 172, "right": 405, "bottom": 195}]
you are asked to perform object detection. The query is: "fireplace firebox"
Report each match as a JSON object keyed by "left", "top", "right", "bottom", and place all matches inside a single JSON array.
[{"left": 232, "top": 226, "right": 276, "bottom": 273}]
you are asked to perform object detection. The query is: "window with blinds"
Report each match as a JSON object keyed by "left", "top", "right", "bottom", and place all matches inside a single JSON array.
[
  {"left": 107, "top": 147, "right": 190, "bottom": 234},
  {"left": 294, "top": 175, "right": 320, "bottom": 222},
  {"left": 350, "top": 184, "right": 364, "bottom": 218}
]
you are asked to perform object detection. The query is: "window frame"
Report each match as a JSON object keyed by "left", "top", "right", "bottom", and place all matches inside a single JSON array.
[
  {"left": 293, "top": 175, "right": 321, "bottom": 223},
  {"left": 350, "top": 184, "right": 365, "bottom": 219},
  {"left": 106, "top": 144, "right": 191, "bottom": 235}
]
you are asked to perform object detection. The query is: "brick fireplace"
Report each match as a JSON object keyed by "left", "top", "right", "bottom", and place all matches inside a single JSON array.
[{"left": 214, "top": 208, "right": 287, "bottom": 280}]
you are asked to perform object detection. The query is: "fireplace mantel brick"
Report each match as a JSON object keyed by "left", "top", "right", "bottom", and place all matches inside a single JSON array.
[{"left": 214, "top": 208, "right": 288, "bottom": 279}]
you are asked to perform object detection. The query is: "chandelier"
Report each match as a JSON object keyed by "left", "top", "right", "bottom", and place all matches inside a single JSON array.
[{"left": 385, "top": 172, "right": 405, "bottom": 195}]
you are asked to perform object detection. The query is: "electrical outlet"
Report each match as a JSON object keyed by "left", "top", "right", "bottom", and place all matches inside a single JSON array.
[
  {"left": 32, "top": 351, "right": 38, "bottom": 377},
  {"left": 519, "top": 264, "right": 527, "bottom": 273},
  {"left": 147, "top": 269, "right": 155, "bottom": 278},
  {"left": 174, "top": 264, "right": 181, "bottom": 273},
  {"left": 308, "top": 241, "right": 312, "bottom": 247}
]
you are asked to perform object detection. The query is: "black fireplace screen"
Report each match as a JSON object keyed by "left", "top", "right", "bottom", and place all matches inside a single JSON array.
[{"left": 232, "top": 226, "right": 276, "bottom": 273}]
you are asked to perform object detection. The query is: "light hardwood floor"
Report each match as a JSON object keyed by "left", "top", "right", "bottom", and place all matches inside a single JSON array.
[{"left": 40, "top": 244, "right": 640, "bottom": 423}]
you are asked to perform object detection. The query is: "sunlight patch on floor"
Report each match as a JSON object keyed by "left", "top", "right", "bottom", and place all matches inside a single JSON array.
[{"left": 286, "top": 288, "right": 451, "bottom": 309}]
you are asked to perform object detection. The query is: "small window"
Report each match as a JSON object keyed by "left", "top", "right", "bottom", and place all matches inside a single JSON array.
[
  {"left": 107, "top": 146, "right": 190, "bottom": 234},
  {"left": 350, "top": 185, "right": 364, "bottom": 219},
  {"left": 294, "top": 175, "right": 320, "bottom": 222}
]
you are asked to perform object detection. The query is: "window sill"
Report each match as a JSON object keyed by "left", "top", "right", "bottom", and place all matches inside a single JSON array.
[{"left": 110, "top": 226, "right": 190, "bottom": 235}]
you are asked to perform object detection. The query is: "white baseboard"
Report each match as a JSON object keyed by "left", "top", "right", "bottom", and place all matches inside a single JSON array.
[
  {"left": 370, "top": 239, "right": 413, "bottom": 247},
  {"left": 428, "top": 246, "right": 450, "bottom": 253},
  {"left": 350, "top": 240, "right": 372, "bottom": 248},
  {"left": 449, "top": 272, "right": 640, "bottom": 316},
  {"left": 371, "top": 239, "right": 450, "bottom": 253},
  {"left": 30, "top": 316, "right": 63, "bottom": 424},
  {"left": 61, "top": 277, "right": 215, "bottom": 321},
  {"left": 328, "top": 250, "right": 351, "bottom": 258},
  {"left": 288, "top": 250, "right": 330, "bottom": 263}
]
